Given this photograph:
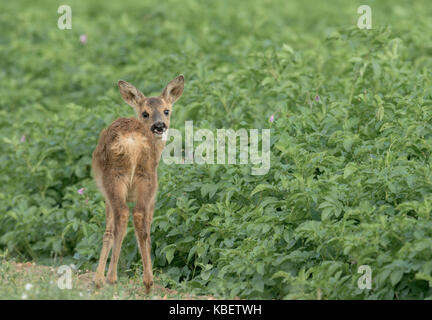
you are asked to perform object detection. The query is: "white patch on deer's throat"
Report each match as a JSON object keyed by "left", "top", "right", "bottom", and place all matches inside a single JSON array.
[{"left": 161, "top": 131, "right": 168, "bottom": 141}]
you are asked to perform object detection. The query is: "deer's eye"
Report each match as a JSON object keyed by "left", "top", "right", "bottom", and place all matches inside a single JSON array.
[
  {"left": 164, "top": 110, "right": 169, "bottom": 116},
  {"left": 142, "top": 111, "right": 149, "bottom": 118}
]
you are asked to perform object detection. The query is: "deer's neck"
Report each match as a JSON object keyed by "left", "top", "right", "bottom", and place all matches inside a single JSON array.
[
  {"left": 134, "top": 119, "right": 167, "bottom": 167},
  {"left": 150, "top": 138, "right": 166, "bottom": 165}
]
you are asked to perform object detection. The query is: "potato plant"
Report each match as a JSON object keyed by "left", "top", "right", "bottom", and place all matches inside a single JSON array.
[{"left": 1, "top": 0, "right": 432, "bottom": 299}]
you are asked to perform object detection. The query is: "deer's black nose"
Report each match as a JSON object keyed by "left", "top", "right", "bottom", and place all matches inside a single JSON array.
[{"left": 151, "top": 121, "right": 167, "bottom": 134}]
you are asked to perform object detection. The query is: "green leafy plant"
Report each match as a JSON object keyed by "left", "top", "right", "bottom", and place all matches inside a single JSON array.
[{"left": 1, "top": 0, "right": 432, "bottom": 299}]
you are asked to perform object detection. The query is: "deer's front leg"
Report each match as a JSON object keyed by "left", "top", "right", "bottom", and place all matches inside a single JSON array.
[{"left": 132, "top": 178, "right": 156, "bottom": 293}]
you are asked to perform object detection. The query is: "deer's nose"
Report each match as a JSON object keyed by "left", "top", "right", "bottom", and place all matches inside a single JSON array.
[{"left": 151, "top": 121, "right": 167, "bottom": 134}]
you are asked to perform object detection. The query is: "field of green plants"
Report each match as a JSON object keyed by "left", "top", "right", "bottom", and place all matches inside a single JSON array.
[{"left": 1, "top": 0, "right": 432, "bottom": 299}]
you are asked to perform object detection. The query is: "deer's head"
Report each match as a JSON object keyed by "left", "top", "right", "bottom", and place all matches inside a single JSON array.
[{"left": 118, "top": 75, "right": 184, "bottom": 139}]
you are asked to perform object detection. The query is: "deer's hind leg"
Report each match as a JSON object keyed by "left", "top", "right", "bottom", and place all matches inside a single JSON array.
[
  {"left": 104, "top": 176, "right": 130, "bottom": 285},
  {"left": 94, "top": 200, "right": 114, "bottom": 288},
  {"left": 132, "top": 177, "right": 157, "bottom": 293}
]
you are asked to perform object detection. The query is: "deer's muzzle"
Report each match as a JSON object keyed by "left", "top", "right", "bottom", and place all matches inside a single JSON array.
[{"left": 151, "top": 121, "right": 167, "bottom": 135}]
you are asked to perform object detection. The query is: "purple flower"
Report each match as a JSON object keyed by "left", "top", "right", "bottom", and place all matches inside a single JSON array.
[
  {"left": 20, "top": 135, "right": 26, "bottom": 142},
  {"left": 77, "top": 188, "right": 85, "bottom": 195},
  {"left": 79, "top": 34, "right": 87, "bottom": 44},
  {"left": 315, "top": 95, "right": 320, "bottom": 102},
  {"left": 269, "top": 115, "right": 275, "bottom": 123}
]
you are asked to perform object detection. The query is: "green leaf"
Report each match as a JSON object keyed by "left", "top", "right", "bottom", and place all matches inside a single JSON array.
[
  {"left": 390, "top": 270, "right": 403, "bottom": 286},
  {"left": 257, "top": 262, "right": 265, "bottom": 275},
  {"left": 344, "top": 163, "right": 357, "bottom": 179},
  {"left": 163, "top": 246, "right": 176, "bottom": 264},
  {"left": 251, "top": 184, "right": 273, "bottom": 196}
]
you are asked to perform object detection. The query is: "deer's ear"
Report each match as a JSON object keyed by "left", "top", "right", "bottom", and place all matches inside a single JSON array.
[
  {"left": 118, "top": 80, "right": 145, "bottom": 108},
  {"left": 161, "top": 75, "right": 184, "bottom": 104}
]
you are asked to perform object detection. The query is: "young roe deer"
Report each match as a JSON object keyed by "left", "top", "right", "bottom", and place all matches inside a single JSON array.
[{"left": 92, "top": 75, "right": 184, "bottom": 292}]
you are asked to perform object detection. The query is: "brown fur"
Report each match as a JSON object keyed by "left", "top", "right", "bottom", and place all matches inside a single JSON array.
[{"left": 92, "top": 75, "right": 184, "bottom": 292}]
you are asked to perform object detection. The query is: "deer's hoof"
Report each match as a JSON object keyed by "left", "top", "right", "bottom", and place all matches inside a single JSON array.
[
  {"left": 93, "top": 276, "right": 105, "bottom": 288},
  {"left": 106, "top": 275, "right": 117, "bottom": 285},
  {"left": 144, "top": 280, "right": 154, "bottom": 294}
]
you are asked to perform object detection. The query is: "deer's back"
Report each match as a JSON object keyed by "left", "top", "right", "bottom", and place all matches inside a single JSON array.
[{"left": 92, "top": 118, "right": 156, "bottom": 194}]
